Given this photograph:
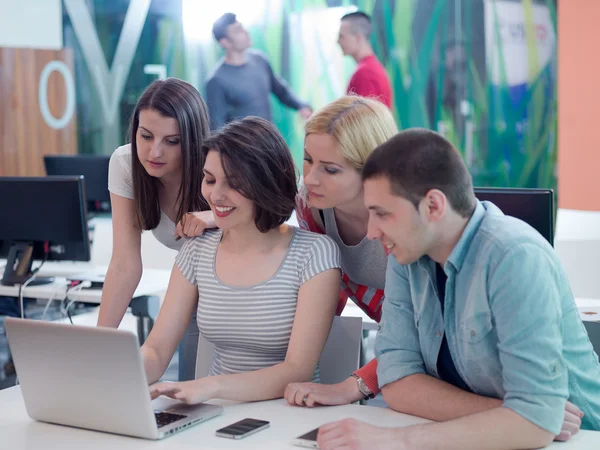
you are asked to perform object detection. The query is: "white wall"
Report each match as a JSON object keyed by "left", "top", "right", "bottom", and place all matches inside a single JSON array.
[
  {"left": 0, "top": 0, "right": 62, "bottom": 50},
  {"left": 555, "top": 209, "right": 600, "bottom": 299}
]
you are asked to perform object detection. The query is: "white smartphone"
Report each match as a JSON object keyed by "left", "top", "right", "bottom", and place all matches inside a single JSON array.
[
  {"left": 215, "top": 418, "right": 270, "bottom": 439},
  {"left": 292, "top": 427, "right": 320, "bottom": 448}
]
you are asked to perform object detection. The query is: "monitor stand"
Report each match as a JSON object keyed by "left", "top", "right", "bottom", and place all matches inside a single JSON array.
[{"left": 0, "top": 242, "right": 54, "bottom": 286}]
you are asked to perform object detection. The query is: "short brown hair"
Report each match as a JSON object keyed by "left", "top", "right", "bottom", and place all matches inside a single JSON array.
[
  {"left": 341, "top": 11, "right": 372, "bottom": 38},
  {"left": 362, "top": 128, "right": 477, "bottom": 217},
  {"left": 130, "top": 78, "right": 210, "bottom": 231},
  {"left": 213, "top": 12, "right": 236, "bottom": 42},
  {"left": 202, "top": 117, "right": 297, "bottom": 232}
]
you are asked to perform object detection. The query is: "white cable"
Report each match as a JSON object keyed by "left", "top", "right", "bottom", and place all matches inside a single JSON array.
[
  {"left": 62, "top": 282, "right": 90, "bottom": 321},
  {"left": 17, "top": 258, "right": 48, "bottom": 319},
  {"left": 41, "top": 284, "right": 63, "bottom": 321},
  {"left": 19, "top": 272, "right": 39, "bottom": 319}
]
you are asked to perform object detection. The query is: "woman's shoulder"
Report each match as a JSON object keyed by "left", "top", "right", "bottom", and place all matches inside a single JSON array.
[
  {"left": 292, "top": 227, "right": 339, "bottom": 254},
  {"left": 109, "top": 144, "right": 133, "bottom": 172},
  {"left": 108, "top": 144, "right": 134, "bottom": 198},
  {"left": 182, "top": 228, "right": 222, "bottom": 248},
  {"left": 111, "top": 143, "right": 131, "bottom": 157}
]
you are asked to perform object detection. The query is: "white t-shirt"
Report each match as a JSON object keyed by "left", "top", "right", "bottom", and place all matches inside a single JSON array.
[{"left": 108, "top": 144, "right": 182, "bottom": 251}]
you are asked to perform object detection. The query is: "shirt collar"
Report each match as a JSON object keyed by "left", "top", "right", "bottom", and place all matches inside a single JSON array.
[{"left": 445, "top": 200, "right": 487, "bottom": 272}]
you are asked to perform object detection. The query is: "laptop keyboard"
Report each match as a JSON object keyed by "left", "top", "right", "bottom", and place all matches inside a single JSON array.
[{"left": 155, "top": 411, "right": 187, "bottom": 428}]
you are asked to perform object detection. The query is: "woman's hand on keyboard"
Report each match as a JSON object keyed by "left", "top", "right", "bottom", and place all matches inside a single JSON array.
[{"left": 150, "top": 378, "right": 218, "bottom": 405}]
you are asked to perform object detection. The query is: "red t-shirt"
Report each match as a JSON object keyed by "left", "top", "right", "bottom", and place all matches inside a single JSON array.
[{"left": 347, "top": 55, "right": 392, "bottom": 108}]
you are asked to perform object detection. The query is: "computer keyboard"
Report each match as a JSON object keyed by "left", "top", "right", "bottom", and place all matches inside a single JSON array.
[{"left": 155, "top": 411, "right": 187, "bottom": 428}]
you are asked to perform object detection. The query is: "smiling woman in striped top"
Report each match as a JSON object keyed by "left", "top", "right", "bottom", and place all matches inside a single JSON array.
[{"left": 141, "top": 116, "right": 341, "bottom": 404}]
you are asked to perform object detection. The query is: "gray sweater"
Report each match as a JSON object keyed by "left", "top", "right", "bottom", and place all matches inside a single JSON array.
[{"left": 205, "top": 50, "right": 308, "bottom": 129}]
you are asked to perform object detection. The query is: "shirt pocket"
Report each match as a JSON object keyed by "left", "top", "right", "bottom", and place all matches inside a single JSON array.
[{"left": 458, "top": 312, "right": 493, "bottom": 344}]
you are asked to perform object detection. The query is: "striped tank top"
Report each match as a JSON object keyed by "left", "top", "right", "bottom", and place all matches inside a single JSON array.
[{"left": 175, "top": 227, "right": 341, "bottom": 379}]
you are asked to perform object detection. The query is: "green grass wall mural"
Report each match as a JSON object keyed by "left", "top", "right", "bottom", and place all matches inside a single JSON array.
[{"left": 65, "top": 0, "right": 557, "bottom": 191}]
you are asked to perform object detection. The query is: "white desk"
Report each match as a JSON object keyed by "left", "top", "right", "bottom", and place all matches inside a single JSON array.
[
  {"left": 0, "top": 386, "right": 598, "bottom": 449},
  {"left": 0, "top": 263, "right": 172, "bottom": 343},
  {"left": 0, "top": 264, "right": 170, "bottom": 305}
]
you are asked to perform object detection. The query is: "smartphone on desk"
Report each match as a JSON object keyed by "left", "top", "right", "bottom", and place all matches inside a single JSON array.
[
  {"left": 215, "top": 418, "right": 270, "bottom": 439},
  {"left": 292, "top": 427, "right": 320, "bottom": 448}
]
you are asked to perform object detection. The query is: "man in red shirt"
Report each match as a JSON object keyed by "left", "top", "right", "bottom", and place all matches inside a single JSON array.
[{"left": 337, "top": 11, "right": 393, "bottom": 108}]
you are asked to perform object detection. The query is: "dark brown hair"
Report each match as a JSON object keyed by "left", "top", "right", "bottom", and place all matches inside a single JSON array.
[
  {"left": 341, "top": 11, "right": 372, "bottom": 38},
  {"left": 130, "top": 78, "right": 210, "bottom": 230},
  {"left": 213, "top": 12, "right": 237, "bottom": 42},
  {"left": 362, "top": 128, "right": 477, "bottom": 218},
  {"left": 201, "top": 117, "right": 297, "bottom": 232}
]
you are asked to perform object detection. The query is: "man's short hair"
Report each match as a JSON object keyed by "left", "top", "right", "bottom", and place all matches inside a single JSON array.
[
  {"left": 362, "top": 128, "right": 477, "bottom": 218},
  {"left": 341, "top": 11, "right": 372, "bottom": 38},
  {"left": 213, "top": 12, "right": 237, "bottom": 42}
]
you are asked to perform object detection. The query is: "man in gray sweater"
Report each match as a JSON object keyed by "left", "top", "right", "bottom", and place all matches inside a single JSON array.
[{"left": 205, "top": 13, "right": 312, "bottom": 130}]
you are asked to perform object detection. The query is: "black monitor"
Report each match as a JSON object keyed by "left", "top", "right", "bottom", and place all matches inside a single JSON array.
[
  {"left": 0, "top": 176, "right": 90, "bottom": 286},
  {"left": 474, "top": 187, "right": 554, "bottom": 246},
  {"left": 44, "top": 154, "right": 111, "bottom": 213}
]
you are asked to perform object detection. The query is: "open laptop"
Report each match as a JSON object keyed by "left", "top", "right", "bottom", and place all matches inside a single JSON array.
[{"left": 4, "top": 318, "right": 223, "bottom": 440}]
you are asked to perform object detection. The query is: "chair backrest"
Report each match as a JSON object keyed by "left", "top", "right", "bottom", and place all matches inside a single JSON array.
[
  {"left": 194, "top": 333, "right": 215, "bottom": 379},
  {"left": 194, "top": 316, "right": 363, "bottom": 384},
  {"left": 318, "top": 316, "right": 363, "bottom": 384},
  {"left": 474, "top": 187, "right": 554, "bottom": 246}
]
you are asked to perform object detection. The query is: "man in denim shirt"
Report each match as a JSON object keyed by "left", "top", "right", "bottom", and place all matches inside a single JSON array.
[{"left": 317, "top": 129, "right": 600, "bottom": 450}]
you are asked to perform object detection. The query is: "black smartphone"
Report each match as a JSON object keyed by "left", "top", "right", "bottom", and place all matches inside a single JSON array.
[
  {"left": 215, "top": 418, "right": 270, "bottom": 439},
  {"left": 292, "top": 427, "right": 320, "bottom": 448}
]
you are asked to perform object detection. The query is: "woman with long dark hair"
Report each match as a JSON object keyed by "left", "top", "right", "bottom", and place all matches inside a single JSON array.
[{"left": 98, "top": 78, "right": 211, "bottom": 381}]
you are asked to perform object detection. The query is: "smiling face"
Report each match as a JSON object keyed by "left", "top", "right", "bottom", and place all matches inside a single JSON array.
[
  {"left": 302, "top": 133, "right": 363, "bottom": 209},
  {"left": 364, "top": 176, "right": 435, "bottom": 265},
  {"left": 135, "top": 109, "right": 182, "bottom": 181},
  {"left": 201, "top": 150, "right": 255, "bottom": 231}
]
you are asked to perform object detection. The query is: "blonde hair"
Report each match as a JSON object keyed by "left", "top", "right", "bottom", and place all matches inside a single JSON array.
[{"left": 304, "top": 96, "right": 398, "bottom": 170}]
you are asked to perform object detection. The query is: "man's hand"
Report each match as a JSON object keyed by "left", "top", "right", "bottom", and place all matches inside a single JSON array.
[
  {"left": 317, "top": 419, "right": 403, "bottom": 450},
  {"left": 556, "top": 401, "right": 584, "bottom": 441}
]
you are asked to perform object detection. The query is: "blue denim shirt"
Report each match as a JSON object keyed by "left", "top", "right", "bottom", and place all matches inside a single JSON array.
[{"left": 376, "top": 201, "right": 600, "bottom": 434}]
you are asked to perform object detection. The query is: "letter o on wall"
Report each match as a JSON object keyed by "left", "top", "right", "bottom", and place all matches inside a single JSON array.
[{"left": 39, "top": 61, "right": 76, "bottom": 129}]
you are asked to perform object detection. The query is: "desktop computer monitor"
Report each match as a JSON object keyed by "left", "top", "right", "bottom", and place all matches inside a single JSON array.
[
  {"left": 474, "top": 187, "right": 554, "bottom": 246},
  {"left": 0, "top": 176, "right": 90, "bottom": 286},
  {"left": 44, "top": 154, "right": 111, "bottom": 213}
]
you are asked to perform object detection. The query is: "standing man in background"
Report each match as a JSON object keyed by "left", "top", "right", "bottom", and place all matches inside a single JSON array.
[
  {"left": 205, "top": 13, "right": 312, "bottom": 130},
  {"left": 338, "top": 11, "right": 393, "bottom": 109}
]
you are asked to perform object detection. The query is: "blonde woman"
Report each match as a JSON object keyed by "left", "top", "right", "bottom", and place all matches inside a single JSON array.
[{"left": 284, "top": 96, "right": 398, "bottom": 406}]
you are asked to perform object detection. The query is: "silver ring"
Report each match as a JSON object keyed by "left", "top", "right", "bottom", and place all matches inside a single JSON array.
[{"left": 303, "top": 395, "right": 309, "bottom": 403}]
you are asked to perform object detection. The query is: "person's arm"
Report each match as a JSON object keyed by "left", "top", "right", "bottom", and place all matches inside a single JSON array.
[
  {"left": 142, "top": 263, "right": 199, "bottom": 383},
  {"left": 97, "top": 192, "right": 142, "bottom": 327},
  {"left": 259, "top": 53, "right": 309, "bottom": 111},
  {"left": 316, "top": 408, "right": 554, "bottom": 450},
  {"left": 211, "top": 266, "right": 340, "bottom": 400},
  {"left": 384, "top": 243, "right": 570, "bottom": 448},
  {"left": 205, "top": 77, "right": 228, "bottom": 130},
  {"left": 375, "top": 257, "right": 503, "bottom": 420}
]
